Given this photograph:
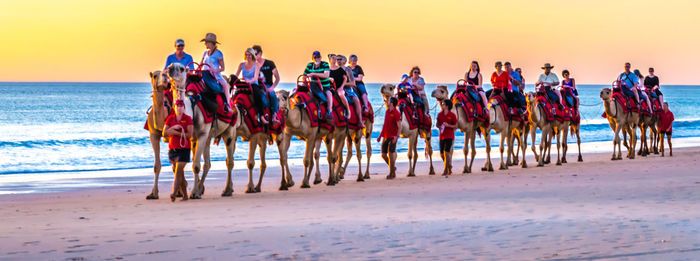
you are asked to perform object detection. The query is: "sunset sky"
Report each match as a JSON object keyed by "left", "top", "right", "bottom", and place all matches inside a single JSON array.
[{"left": 1, "top": 0, "right": 699, "bottom": 84}]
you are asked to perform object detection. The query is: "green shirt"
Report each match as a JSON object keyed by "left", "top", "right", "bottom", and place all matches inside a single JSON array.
[{"left": 304, "top": 62, "right": 331, "bottom": 88}]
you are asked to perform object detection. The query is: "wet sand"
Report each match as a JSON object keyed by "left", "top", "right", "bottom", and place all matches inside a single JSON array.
[{"left": 1, "top": 147, "right": 699, "bottom": 260}]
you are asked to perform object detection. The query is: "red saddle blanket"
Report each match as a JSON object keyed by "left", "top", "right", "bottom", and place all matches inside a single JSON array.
[
  {"left": 489, "top": 95, "right": 527, "bottom": 123},
  {"left": 535, "top": 94, "right": 575, "bottom": 123},
  {"left": 611, "top": 91, "right": 639, "bottom": 114},
  {"left": 290, "top": 91, "right": 336, "bottom": 131},
  {"left": 233, "top": 92, "right": 266, "bottom": 134},
  {"left": 397, "top": 98, "right": 432, "bottom": 131},
  {"left": 452, "top": 92, "right": 489, "bottom": 124},
  {"left": 186, "top": 78, "right": 235, "bottom": 125}
]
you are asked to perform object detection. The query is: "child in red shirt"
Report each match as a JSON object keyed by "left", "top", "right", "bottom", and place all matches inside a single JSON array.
[
  {"left": 658, "top": 102, "right": 674, "bottom": 157},
  {"left": 163, "top": 100, "right": 193, "bottom": 201},
  {"left": 437, "top": 100, "right": 458, "bottom": 175},
  {"left": 377, "top": 97, "right": 402, "bottom": 179}
]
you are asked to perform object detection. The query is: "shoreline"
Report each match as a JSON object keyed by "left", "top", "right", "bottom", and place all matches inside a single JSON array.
[
  {"left": 1, "top": 147, "right": 698, "bottom": 260},
  {"left": 1, "top": 137, "right": 699, "bottom": 195}
]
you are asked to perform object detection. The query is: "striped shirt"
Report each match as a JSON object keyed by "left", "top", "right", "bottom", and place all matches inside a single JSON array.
[{"left": 304, "top": 62, "right": 331, "bottom": 88}]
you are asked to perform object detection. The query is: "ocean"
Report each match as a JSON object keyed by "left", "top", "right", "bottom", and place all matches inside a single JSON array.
[{"left": 1, "top": 82, "right": 698, "bottom": 175}]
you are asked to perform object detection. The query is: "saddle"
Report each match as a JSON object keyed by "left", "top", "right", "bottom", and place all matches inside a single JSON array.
[
  {"left": 489, "top": 94, "right": 527, "bottom": 123},
  {"left": 397, "top": 95, "right": 431, "bottom": 131},
  {"left": 186, "top": 73, "right": 235, "bottom": 124},
  {"left": 453, "top": 80, "right": 489, "bottom": 124},
  {"left": 231, "top": 78, "right": 267, "bottom": 135},
  {"left": 290, "top": 75, "right": 337, "bottom": 131},
  {"left": 645, "top": 89, "right": 663, "bottom": 114},
  {"left": 534, "top": 91, "right": 572, "bottom": 123}
]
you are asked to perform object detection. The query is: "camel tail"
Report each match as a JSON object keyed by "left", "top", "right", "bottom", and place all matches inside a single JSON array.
[
  {"left": 476, "top": 127, "right": 482, "bottom": 138},
  {"left": 570, "top": 126, "right": 576, "bottom": 138}
]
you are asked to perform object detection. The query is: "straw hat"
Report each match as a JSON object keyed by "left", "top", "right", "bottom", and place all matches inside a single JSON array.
[
  {"left": 541, "top": 63, "right": 554, "bottom": 69},
  {"left": 200, "top": 33, "right": 220, "bottom": 44}
]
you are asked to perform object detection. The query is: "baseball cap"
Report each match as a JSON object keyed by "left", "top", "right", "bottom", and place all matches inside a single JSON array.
[
  {"left": 175, "top": 100, "right": 185, "bottom": 106},
  {"left": 312, "top": 51, "right": 321, "bottom": 57},
  {"left": 175, "top": 39, "right": 185, "bottom": 46}
]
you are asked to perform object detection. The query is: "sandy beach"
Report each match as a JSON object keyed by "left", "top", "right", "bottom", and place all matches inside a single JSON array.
[{"left": 1, "top": 147, "right": 699, "bottom": 260}]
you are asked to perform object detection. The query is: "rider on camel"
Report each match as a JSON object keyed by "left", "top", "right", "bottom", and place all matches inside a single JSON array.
[
  {"left": 303, "top": 51, "right": 333, "bottom": 119},
  {"left": 536, "top": 63, "right": 564, "bottom": 110},
  {"left": 617, "top": 62, "right": 642, "bottom": 109}
]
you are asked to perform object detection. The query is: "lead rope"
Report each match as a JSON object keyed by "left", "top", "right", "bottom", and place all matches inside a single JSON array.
[{"left": 179, "top": 127, "right": 187, "bottom": 148}]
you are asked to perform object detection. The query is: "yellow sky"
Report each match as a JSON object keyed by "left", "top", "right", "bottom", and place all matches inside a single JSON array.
[{"left": 1, "top": 0, "right": 699, "bottom": 84}]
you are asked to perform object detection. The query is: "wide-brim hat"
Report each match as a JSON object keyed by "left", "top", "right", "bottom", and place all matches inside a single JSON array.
[
  {"left": 541, "top": 63, "right": 554, "bottom": 69},
  {"left": 200, "top": 33, "right": 220, "bottom": 44}
]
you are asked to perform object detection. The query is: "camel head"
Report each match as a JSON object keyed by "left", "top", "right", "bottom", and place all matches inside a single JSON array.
[
  {"left": 166, "top": 63, "right": 187, "bottom": 90},
  {"left": 277, "top": 89, "right": 290, "bottom": 111},
  {"left": 431, "top": 85, "right": 449, "bottom": 101},
  {"left": 149, "top": 70, "right": 169, "bottom": 92},
  {"left": 380, "top": 84, "right": 395, "bottom": 101},
  {"left": 525, "top": 92, "right": 537, "bottom": 106},
  {"left": 600, "top": 88, "right": 612, "bottom": 100}
]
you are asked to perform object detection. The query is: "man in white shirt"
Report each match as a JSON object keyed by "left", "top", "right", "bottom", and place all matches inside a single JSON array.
[{"left": 536, "top": 63, "right": 564, "bottom": 109}]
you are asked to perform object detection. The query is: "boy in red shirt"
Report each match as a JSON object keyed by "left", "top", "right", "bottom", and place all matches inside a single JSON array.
[
  {"left": 163, "top": 100, "right": 193, "bottom": 202},
  {"left": 377, "top": 97, "right": 402, "bottom": 179},
  {"left": 658, "top": 102, "right": 674, "bottom": 157},
  {"left": 437, "top": 100, "right": 458, "bottom": 176}
]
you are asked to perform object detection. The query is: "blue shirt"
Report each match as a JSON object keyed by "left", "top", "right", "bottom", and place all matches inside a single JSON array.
[
  {"left": 619, "top": 72, "right": 638, "bottom": 88},
  {"left": 164, "top": 53, "right": 194, "bottom": 70},
  {"left": 509, "top": 70, "right": 522, "bottom": 90}
]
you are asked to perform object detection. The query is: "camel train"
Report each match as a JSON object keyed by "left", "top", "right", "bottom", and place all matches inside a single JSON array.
[{"left": 145, "top": 64, "right": 664, "bottom": 200}]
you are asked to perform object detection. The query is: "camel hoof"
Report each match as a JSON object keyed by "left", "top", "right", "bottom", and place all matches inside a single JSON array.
[
  {"left": 544, "top": 159, "right": 551, "bottom": 164},
  {"left": 562, "top": 158, "right": 567, "bottom": 164},
  {"left": 221, "top": 190, "right": 233, "bottom": 197},
  {"left": 175, "top": 191, "right": 184, "bottom": 198},
  {"left": 313, "top": 178, "right": 323, "bottom": 185},
  {"left": 300, "top": 184, "right": 311, "bottom": 189},
  {"left": 386, "top": 174, "right": 395, "bottom": 180},
  {"left": 481, "top": 167, "right": 487, "bottom": 171},
  {"left": 363, "top": 173, "right": 370, "bottom": 179},
  {"left": 245, "top": 188, "right": 256, "bottom": 194},
  {"left": 356, "top": 176, "right": 364, "bottom": 182},
  {"left": 578, "top": 156, "right": 583, "bottom": 162},
  {"left": 407, "top": 173, "right": 416, "bottom": 177},
  {"left": 287, "top": 180, "right": 295, "bottom": 187},
  {"left": 521, "top": 163, "right": 528, "bottom": 168},
  {"left": 499, "top": 166, "right": 506, "bottom": 170},
  {"left": 146, "top": 194, "right": 158, "bottom": 200},
  {"left": 255, "top": 187, "right": 261, "bottom": 193},
  {"left": 556, "top": 162, "right": 562, "bottom": 166},
  {"left": 326, "top": 181, "right": 335, "bottom": 186},
  {"left": 189, "top": 194, "right": 201, "bottom": 200},
  {"left": 488, "top": 166, "right": 494, "bottom": 172},
  {"left": 537, "top": 163, "right": 544, "bottom": 167},
  {"left": 279, "top": 185, "right": 288, "bottom": 191}
]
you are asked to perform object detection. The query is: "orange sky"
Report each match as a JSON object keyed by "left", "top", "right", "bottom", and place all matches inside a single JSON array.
[{"left": 1, "top": 0, "right": 699, "bottom": 84}]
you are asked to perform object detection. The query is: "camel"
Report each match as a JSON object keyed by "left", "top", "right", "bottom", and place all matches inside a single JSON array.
[
  {"left": 278, "top": 89, "right": 322, "bottom": 189},
  {"left": 145, "top": 70, "right": 170, "bottom": 199},
  {"left": 313, "top": 118, "right": 346, "bottom": 186},
  {"left": 338, "top": 107, "right": 374, "bottom": 182},
  {"left": 481, "top": 93, "right": 527, "bottom": 171},
  {"left": 525, "top": 92, "right": 553, "bottom": 167},
  {"left": 431, "top": 85, "right": 491, "bottom": 173},
  {"left": 637, "top": 112, "right": 658, "bottom": 157},
  {"left": 166, "top": 63, "right": 239, "bottom": 199},
  {"left": 380, "top": 84, "right": 435, "bottom": 176},
  {"left": 600, "top": 87, "right": 638, "bottom": 160}
]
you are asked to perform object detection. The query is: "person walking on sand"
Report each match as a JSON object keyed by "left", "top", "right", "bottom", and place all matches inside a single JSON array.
[
  {"left": 658, "top": 102, "right": 674, "bottom": 157},
  {"left": 437, "top": 100, "right": 458, "bottom": 176},
  {"left": 200, "top": 33, "right": 232, "bottom": 112},
  {"left": 164, "top": 39, "right": 194, "bottom": 70},
  {"left": 163, "top": 100, "right": 193, "bottom": 202},
  {"left": 378, "top": 97, "right": 401, "bottom": 179}
]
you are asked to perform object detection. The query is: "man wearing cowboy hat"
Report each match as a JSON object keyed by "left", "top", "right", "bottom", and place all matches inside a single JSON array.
[{"left": 536, "top": 63, "right": 564, "bottom": 109}]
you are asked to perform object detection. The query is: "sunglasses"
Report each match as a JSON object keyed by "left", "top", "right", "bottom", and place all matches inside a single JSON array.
[
  {"left": 176, "top": 45, "right": 184, "bottom": 47},
  {"left": 413, "top": 71, "right": 420, "bottom": 74}
]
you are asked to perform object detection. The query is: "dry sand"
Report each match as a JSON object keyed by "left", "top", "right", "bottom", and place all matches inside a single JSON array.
[{"left": 1, "top": 148, "right": 699, "bottom": 260}]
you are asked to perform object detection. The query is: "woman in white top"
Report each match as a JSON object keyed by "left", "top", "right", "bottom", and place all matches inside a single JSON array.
[
  {"left": 408, "top": 66, "right": 429, "bottom": 116},
  {"left": 200, "top": 33, "right": 232, "bottom": 111}
]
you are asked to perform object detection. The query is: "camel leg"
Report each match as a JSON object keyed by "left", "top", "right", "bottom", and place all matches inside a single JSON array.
[
  {"left": 555, "top": 128, "right": 562, "bottom": 166},
  {"left": 283, "top": 135, "right": 294, "bottom": 188},
  {"left": 482, "top": 132, "right": 494, "bottom": 172},
  {"left": 520, "top": 126, "right": 528, "bottom": 168},
  {"left": 354, "top": 136, "right": 364, "bottom": 182},
  {"left": 499, "top": 130, "right": 508, "bottom": 170},
  {"left": 255, "top": 141, "right": 267, "bottom": 192},
  {"left": 407, "top": 134, "right": 417, "bottom": 177},
  {"left": 530, "top": 125, "right": 540, "bottom": 164},
  {"left": 462, "top": 132, "right": 470, "bottom": 174},
  {"left": 147, "top": 132, "right": 162, "bottom": 200},
  {"left": 301, "top": 136, "right": 315, "bottom": 188},
  {"left": 342, "top": 136, "right": 353, "bottom": 180},
  {"left": 667, "top": 134, "right": 673, "bottom": 156},
  {"left": 506, "top": 131, "right": 514, "bottom": 167},
  {"left": 198, "top": 138, "right": 212, "bottom": 196},
  {"left": 613, "top": 124, "right": 622, "bottom": 160},
  {"left": 468, "top": 131, "right": 477, "bottom": 173},
  {"left": 364, "top": 133, "right": 372, "bottom": 179},
  {"left": 659, "top": 132, "right": 665, "bottom": 157},
  {"left": 189, "top": 130, "right": 209, "bottom": 199},
  {"left": 426, "top": 135, "right": 435, "bottom": 175},
  {"left": 222, "top": 135, "right": 236, "bottom": 197},
  {"left": 313, "top": 138, "right": 323, "bottom": 185},
  {"left": 561, "top": 126, "right": 568, "bottom": 164},
  {"left": 545, "top": 128, "right": 553, "bottom": 164},
  {"left": 325, "top": 138, "right": 336, "bottom": 186},
  {"left": 277, "top": 136, "right": 289, "bottom": 191},
  {"left": 537, "top": 129, "right": 547, "bottom": 167},
  {"left": 576, "top": 125, "right": 583, "bottom": 162}
]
